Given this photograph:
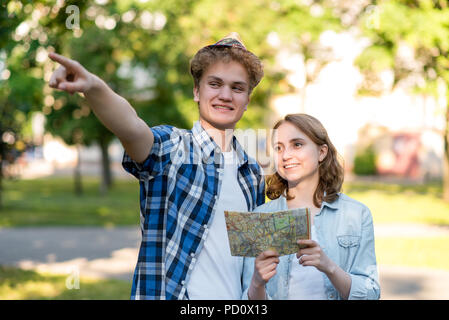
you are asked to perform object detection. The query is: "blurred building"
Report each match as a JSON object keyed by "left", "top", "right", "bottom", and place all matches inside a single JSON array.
[{"left": 269, "top": 30, "right": 446, "bottom": 182}]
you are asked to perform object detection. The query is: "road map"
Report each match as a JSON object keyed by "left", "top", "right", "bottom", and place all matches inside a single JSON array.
[{"left": 224, "top": 208, "right": 311, "bottom": 257}]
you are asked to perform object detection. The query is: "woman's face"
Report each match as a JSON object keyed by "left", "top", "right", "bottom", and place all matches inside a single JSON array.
[{"left": 273, "top": 121, "right": 327, "bottom": 187}]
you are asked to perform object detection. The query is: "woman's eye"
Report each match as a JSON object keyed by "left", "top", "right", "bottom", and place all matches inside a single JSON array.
[{"left": 294, "top": 142, "right": 303, "bottom": 148}]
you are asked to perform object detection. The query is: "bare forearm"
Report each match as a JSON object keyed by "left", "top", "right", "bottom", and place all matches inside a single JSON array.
[
  {"left": 248, "top": 283, "right": 267, "bottom": 300},
  {"left": 84, "top": 75, "right": 153, "bottom": 163},
  {"left": 325, "top": 262, "right": 352, "bottom": 299},
  {"left": 85, "top": 75, "right": 141, "bottom": 142}
]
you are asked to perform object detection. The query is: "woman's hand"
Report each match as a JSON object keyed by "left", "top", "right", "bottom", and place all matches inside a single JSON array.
[
  {"left": 296, "top": 239, "right": 335, "bottom": 275},
  {"left": 48, "top": 53, "right": 95, "bottom": 94},
  {"left": 248, "top": 250, "right": 279, "bottom": 299},
  {"left": 297, "top": 239, "right": 352, "bottom": 299}
]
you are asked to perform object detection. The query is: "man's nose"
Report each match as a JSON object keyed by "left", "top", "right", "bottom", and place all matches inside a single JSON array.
[{"left": 218, "top": 85, "right": 232, "bottom": 101}]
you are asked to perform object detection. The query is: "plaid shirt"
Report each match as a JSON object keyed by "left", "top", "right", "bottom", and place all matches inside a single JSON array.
[{"left": 122, "top": 121, "right": 265, "bottom": 300}]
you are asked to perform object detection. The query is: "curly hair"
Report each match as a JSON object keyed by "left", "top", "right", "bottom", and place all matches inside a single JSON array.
[
  {"left": 266, "top": 113, "right": 344, "bottom": 208},
  {"left": 190, "top": 45, "right": 264, "bottom": 94}
]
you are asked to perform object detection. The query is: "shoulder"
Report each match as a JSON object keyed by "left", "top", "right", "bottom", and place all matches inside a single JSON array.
[
  {"left": 335, "top": 193, "right": 370, "bottom": 211},
  {"left": 151, "top": 125, "right": 189, "bottom": 140},
  {"left": 333, "top": 193, "right": 373, "bottom": 222}
]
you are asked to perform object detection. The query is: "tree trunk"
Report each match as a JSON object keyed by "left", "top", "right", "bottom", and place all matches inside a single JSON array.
[
  {"left": 443, "top": 103, "right": 449, "bottom": 202},
  {"left": 99, "top": 139, "right": 112, "bottom": 196},
  {"left": 0, "top": 136, "right": 5, "bottom": 210},
  {"left": 0, "top": 146, "right": 3, "bottom": 210},
  {"left": 74, "top": 144, "right": 83, "bottom": 196}
]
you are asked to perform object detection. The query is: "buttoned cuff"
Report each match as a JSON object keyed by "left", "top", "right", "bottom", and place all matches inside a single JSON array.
[{"left": 348, "top": 274, "right": 380, "bottom": 300}]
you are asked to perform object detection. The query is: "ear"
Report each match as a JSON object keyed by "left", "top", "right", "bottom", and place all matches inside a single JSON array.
[
  {"left": 319, "top": 144, "right": 328, "bottom": 162},
  {"left": 193, "top": 86, "right": 200, "bottom": 102}
]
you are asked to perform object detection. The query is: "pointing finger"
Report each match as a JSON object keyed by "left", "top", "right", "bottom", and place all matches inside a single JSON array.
[{"left": 48, "top": 53, "right": 81, "bottom": 71}]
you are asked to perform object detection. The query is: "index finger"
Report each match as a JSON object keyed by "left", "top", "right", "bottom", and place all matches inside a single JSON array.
[
  {"left": 258, "top": 249, "right": 280, "bottom": 259},
  {"left": 297, "top": 239, "right": 317, "bottom": 247},
  {"left": 48, "top": 53, "right": 79, "bottom": 70}
]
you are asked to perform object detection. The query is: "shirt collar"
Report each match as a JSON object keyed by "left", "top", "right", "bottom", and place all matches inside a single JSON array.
[
  {"left": 277, "top": 193, "right": 339, "bottom": 211},
  {"left": 191, "top": 120, "right": 248, "bottom": 166},
  {"left": 321, "top": 198, "right": 339, "bottom": 210}
]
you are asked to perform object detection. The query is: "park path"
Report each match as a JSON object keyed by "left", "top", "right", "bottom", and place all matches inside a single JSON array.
[{"left": 1, "top": 224, "right": 449, "bottom": 299}]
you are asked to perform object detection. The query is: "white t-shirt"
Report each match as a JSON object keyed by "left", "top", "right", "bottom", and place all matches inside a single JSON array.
[
  {"left": 287, "top": 225, "right": 327, "bottom": 299},
  {"left": 187, "top": 150, "right": 247, "bottom": 299}
]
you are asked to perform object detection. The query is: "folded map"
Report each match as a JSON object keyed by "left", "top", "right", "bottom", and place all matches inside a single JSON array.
[{"left": 224, "top": 208, "right": 311, "bottom": 257}]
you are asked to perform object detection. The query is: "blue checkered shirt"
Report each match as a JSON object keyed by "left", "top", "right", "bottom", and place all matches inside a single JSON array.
[{"left": 122, "top": 121, "right": 265, "bottom": 300}]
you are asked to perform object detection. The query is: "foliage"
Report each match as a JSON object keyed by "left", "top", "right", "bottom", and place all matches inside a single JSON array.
[
  {"left": 353, "top": 145, "right": 377, "bottom": 176},
  {"left": 354, "top": 0, "right": 449, "bottom": 200},
  {"left": 0, "top": 0, "right": 345, "bottom": 200}
]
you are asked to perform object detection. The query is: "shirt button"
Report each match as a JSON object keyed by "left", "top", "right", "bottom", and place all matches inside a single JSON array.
[
  {"left": 181, "top": 280, "right": 185, "bottom": 285},
  {"left": 215, "top": 147, "right": 221, "bottom": 154},
  {"left": 190, "top": 252, "right": 195, "bottom": 257}
]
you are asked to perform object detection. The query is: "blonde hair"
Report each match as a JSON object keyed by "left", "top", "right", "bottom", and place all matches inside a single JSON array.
[{"left": 266, "top": 113, "right": 344, "bottom": 207}]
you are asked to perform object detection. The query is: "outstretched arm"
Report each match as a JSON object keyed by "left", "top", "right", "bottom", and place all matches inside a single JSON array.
[{"left": 48, "top": 53, "right": 153, "bottom": 163}]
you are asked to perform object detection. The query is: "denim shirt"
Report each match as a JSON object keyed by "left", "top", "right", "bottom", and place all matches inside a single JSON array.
[{"left": 241, "top": 194, "right": 380, "bottom": 300}]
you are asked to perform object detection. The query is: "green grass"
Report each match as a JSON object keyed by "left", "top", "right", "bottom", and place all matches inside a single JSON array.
[
  {"left": 3, "top": 178, "right": 448, "bottom": 227},
  {"left": 0, "top": 177, "right": 449, "bottom": 282},
  {"left": 0, "top": 266, "right": 131, "bottom": 300},
  {"left": 1, "top": 177, "right": 140, "bottom": 227},
  {"left": 343, "top": 181, "right": 449, "bottom": 226},
  {"left": 375, "top": 236, "right": 449, "bottom": 271}
]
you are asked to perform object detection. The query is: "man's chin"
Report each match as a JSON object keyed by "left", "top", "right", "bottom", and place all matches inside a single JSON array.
[{"left": 200, "top": 117, "right": 238, "bottom": 131}]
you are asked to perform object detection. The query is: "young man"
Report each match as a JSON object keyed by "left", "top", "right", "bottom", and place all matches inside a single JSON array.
[{"left": 48, "top": 33, "right": 265, "bottom": 299}]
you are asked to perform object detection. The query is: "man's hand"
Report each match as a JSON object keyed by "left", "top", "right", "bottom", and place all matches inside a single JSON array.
[
  {"left": 48, "top": 53, "right": 95, "bottom": 94},
  {"left": 47, "top": 52, "right": 153, "bottom": 163}
]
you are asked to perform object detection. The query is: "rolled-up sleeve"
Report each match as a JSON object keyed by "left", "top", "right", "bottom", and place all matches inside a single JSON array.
[
  {"left": 348, "top": 207, "right": 381, "bottom": 300},
  {"left": 122, "top": 125, "right": 178, "bottom": 181}
]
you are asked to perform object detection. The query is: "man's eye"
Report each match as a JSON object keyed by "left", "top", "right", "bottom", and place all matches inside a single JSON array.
[
  {"left": 233, "top": 86, "right": 244, "bottom": 92},
  {"left": 209, "top": 82, "right": 220, "bottom": 87}
]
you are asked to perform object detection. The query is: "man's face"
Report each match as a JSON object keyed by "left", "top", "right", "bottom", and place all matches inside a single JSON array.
[{"left": 194, "top": 60, "right": 250, "bottom": 131}]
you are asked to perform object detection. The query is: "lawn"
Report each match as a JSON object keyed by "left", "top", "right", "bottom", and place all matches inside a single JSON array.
[
  {"left": 1, "top": 177, "right": 449, "bottom": 299},
  {"left": 375, "top": 236, "right": 449, "bottom": 271},
  {"left": 0, "top": 266, "right": 131, "bottom": 300},
  {"left": 344, "top": 181, "right": 449, "bottom": 226},
  {"left": 2, "top": 177, "right": 448, "bottom": 227},
  {"left": 1, "top": 177, "right": 140, "bottom": 227}
]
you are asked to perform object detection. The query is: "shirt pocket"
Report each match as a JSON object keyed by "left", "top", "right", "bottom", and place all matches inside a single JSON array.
[
  {"left": 337, "top": 235, "right": 361, "bottom": 248},
  {"left": 336, "top": 235, "right": 361, "bottom": 271}
]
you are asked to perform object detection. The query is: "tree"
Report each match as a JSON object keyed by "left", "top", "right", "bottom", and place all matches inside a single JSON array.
[
  {"left": 0, "top": 1, "right": 45, "bottom": 208},
  {"left": 354, "top": 0, "right": 449, "bottom": 201},
  {"left": 2, "top": 0, "right": 345, "bottom": 203}
]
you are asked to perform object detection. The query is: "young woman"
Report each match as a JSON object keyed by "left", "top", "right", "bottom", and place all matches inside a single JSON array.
[{"left": 241, "top": 113, "right": 380, "bottom": 300}]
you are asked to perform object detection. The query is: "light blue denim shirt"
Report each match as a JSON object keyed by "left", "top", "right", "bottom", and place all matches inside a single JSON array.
[{"left": 241, "top": 193, "right": 380, "bottom": 300}]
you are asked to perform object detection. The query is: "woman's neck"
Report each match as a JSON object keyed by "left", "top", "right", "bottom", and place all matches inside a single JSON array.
[{"left": 286, "top": 175, "right": 320, "bottom": 213}]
